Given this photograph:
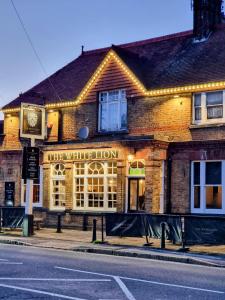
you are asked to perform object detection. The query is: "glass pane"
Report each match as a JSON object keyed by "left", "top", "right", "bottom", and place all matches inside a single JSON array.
[
  {"left": 100, "top": 92, "right": 107, "bottom": 102},
  {"left": 206, "top": 186, "right": 222, "bottom": 209},
  {"left": 207, "top": 106, "right": 223, "bottom": 119},
  {"left": 138, "top": 179, "right": 145, "bottom": 210},
  {"left": 194, "top": 186, "right": 200, "bottom": 208},
  {"left": 120, "top": 101, "right": 127, "bottom": 129},
  {"left": 108, "top": 90, "right": 119, "bottom": 101},
  {"left": 194, "top": 162, "right": 200, "bottom": 185},
  {"left": 109, "top": 102, "right": 118, "bottom": 130},
  {"left": 206, "top": 91, "right": 223, "bottom": 105},
  {"left": 100, "top": 102, "right": 107, "bottom": 130},
  {"left": 129, "top": 180, "right": 137, "bottom": 210},
  {"left": 206, "top": 162, "right": 221, "bottom": 185},
  {"left": 194, "top": 94, "right": 201, "bottom": 107},
  {"left": 195, "top": 107, "right": 201, "bottom": 120}
]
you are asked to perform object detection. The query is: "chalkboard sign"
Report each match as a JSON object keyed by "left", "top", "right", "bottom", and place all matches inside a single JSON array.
[
  {"left": 5, "top": 182, "right": 15, "bottom": 206},
  {"left": 22, "top": 147, "right": 39, "bottom": 180}
]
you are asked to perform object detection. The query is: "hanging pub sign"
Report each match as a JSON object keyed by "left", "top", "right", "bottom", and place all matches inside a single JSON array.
[
  {"left": 5, "top": 182, "right": 15, "bottom": 206},
  {"left": 20, "top": 103, "right": 45, "bottom": 139},
  {"left": 22, "top": 147, "right": 40, "bottom": 180}
]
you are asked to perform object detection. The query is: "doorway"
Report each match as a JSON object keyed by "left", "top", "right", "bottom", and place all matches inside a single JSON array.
[{"left": 128, "top": 178, "right": 145, "bottom": 211}]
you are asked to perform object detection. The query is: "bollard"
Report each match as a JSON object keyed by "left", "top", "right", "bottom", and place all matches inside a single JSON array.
[
  {"left": 178, "top": 217, "right": 189, "bottom": 252},
  {"left": 101, "top": 215, "right": 104, "bottom": 243},
  {"left": 0, "top": 208, "right": 3, "bottom": 233},
  {"left": 160, "top": 222, "right": 166, "bottom": 249},
  {"left": 56, "top": 213, "right": 62, "bottom": 233},
  {"left": 92, "top": 219, "right": 97, "bottom": 243}
]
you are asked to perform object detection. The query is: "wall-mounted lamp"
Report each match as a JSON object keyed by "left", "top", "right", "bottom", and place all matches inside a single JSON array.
[{"left": 128, "top": 154, "right": 134, "bottom": 162}]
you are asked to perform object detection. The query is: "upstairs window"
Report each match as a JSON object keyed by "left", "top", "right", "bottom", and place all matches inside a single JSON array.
[
  {"left": 99, "top": 89, "right": 127, "bottom": 132},
  {"left": 193, "top": 91, "right": 225, "bottom": 124}
]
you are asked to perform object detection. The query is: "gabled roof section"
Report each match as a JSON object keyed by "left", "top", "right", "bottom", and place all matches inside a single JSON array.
[{"left": 3, "top": 26, "right": 225, "bottom": 111}]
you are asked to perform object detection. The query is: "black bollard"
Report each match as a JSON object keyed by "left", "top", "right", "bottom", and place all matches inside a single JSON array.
[
  {"left": 0, "top": 208, "right": 3, "bottom": 233},
  {"left": 56, "top": 213, "right": 62, "bottom": 233},
  {"left": 92, "top": 219, "right": 97, "bottom": 243},
  {"left": 101, "top": 215, "right": 104, "bottom": 243},
  {"left": 160, "top": 222, "right": 166, "bottom": 249}
]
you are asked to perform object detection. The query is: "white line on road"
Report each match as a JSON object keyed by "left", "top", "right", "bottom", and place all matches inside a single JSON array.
[
  {"left": 113, "top": 276, "right": 136, "bottom": 300},
  {"left": 0, "top": 283, "right": 87, "bottom": 300},
  {"left": 0, "top": 278, "right": 111, "bottom": 282},
  {"left": 55, "top": 266, "right": 224, "bottom": 295},
  {"left": 0, "top": 262, "right": 23, "bottom": 265},
  {"left": 0, "top": 259, "right": 8, "bottom": 261}
]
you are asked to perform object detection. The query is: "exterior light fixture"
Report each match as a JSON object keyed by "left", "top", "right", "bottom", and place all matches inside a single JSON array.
[{"left": 128, "top": 154, "right": 134, "bottom": 162}]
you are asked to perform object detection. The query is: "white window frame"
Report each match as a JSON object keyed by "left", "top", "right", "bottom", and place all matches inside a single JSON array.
[
  {"left": 50, "top": 164, "right": 66, "bottom": 211},
  {"left": 191, "top": 160, "right": 225, "bottom": 214},
  {"left": 192, "top": 91, "right": 225, "bottom": 125},
  {"left": 73, "top": 161, "right": 117, "bottom": 212},
  {"left": 98, "top": 89, "right": 127, "bottom": 132},
  {"left": 21, "top": 166, "right": 43, "bottom": 208}
]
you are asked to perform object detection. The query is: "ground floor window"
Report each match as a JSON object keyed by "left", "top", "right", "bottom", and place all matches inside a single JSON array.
[
  {"left": 74, "top": 161, "right": 117, "bottom": 211},
  {"left": 50, "top": 163, "right": 66, "bottom": 210},
  {"left": 21, "top": 166, "right": 43, "bottom": 207},
  {"left": 191, "top": 161, "right": 225, "bottom": 214}
]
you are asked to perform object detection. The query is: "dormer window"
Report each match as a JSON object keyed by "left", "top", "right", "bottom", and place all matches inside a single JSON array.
[
  {"left": 99, "top": 89, "right": 127, "bottom": 132},
  {"left": 193, "top": 91, "right": 225, "bottom": 125}
]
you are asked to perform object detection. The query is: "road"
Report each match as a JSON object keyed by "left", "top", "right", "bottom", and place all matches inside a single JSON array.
[{"left": 0, "top": 244, "right": 224, "bottom": 299}]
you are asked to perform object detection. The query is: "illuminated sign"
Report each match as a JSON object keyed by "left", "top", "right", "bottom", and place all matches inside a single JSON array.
[
  {"left": 46, "top": 149, "right": 119, "bottom": 162},
  {"left": 20, "top": 103, "right": 45, "bottom": 139}
]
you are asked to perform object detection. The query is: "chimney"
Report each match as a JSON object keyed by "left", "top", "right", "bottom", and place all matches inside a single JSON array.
[{"left": 193, "top": 0, "right": 224, "bottom": 42}]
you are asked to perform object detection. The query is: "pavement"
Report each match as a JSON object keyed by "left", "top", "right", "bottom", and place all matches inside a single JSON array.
[{"left": 0, "top": 228, "right": 225, "bottom": 268}]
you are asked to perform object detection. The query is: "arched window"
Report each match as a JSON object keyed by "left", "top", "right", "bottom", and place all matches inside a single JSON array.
[
  {"left": 51, "top": 163, "right": 66, "bottom": 209},
  {"left": 88, "top": 162, "right": 104, "bottom": 175},
  {"left": 74, "top": 161, "right": 117, "bottom": 210},
  {"left": 52, "top": 163, "right": 66, "bottom": 176},
  {"left": 129, "top": 160, "right": 145, "bottom": 176}
]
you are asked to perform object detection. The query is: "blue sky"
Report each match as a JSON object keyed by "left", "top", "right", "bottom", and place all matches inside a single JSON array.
[{"left": 0, "top": 0, "right": 193, "bottom": 108}]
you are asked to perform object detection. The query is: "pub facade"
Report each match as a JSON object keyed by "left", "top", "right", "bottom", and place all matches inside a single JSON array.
[{"left": 1, "top": 0, "right": 225, "bottom": 224}]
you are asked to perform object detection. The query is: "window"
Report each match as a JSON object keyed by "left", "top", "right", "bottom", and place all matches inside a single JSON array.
[
  {"left": 129, "top": 160, "right": 145, "bottom": 176},
  {"left": 191, "top": 161, "right": 225, "bottom": 214},
  {"left": 21, "top": 166, "right": 43, "bottom": 207},
  {"left": 50, "top": 163, "right": 66, "bottom": 210},
  {"left": 99, "top": 89, "right": 127, "bottom": 132},
  {"left": 193, "top": 91, "right": 225, "bottom": 124},
  {"left": 74, "top": 161, "right": 117, "bottom": 211}
]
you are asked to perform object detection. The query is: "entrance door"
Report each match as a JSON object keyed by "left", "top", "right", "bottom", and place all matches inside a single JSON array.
[{"left": 128, "top": 178, "right": 145, "bottom": 211}]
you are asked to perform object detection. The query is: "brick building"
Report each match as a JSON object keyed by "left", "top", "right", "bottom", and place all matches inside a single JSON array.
[{"left": 1, "top": 0, "right": 225, "bottom": 222}]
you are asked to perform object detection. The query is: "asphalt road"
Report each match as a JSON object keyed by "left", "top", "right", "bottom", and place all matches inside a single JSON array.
[{"left": 0, "top": 244, "right": 224, "bottom": 300}]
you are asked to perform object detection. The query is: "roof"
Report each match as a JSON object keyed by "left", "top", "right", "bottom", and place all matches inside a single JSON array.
[{"left": 3, "top": 25, "right": 225, "bottom": 109}]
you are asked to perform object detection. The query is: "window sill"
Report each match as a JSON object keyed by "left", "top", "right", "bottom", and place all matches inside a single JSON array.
[
  {"left": 190, "top": 123, "right": 225, "bottom": 129},
  {"left": 97, "top": 129, "right": 129, "bottom": 136}
]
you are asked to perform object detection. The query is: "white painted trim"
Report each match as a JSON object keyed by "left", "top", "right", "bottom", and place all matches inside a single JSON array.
[
  {"left": 193, "top": 91, "right": 225, "bottom": 125},
  {"left": 191, "top": 160, "right": 225, "bottom": 214}
]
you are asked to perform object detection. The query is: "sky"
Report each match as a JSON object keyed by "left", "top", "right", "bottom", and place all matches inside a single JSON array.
[{"left": 0, "top": 0, "right": 193, "bottom": 110}]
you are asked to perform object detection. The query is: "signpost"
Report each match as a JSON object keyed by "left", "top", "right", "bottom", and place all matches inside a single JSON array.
[{"left": 20, "top": 103, "right": 45, "bottom": 237}]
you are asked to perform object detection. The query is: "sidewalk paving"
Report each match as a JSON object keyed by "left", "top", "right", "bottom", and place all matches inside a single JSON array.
[{"left": 0, "top": 228, "right": 225, "bottom": 268}]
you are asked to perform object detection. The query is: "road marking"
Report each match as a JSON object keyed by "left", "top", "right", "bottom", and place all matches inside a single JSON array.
[
  {"left": 0, "top": 262, "right": 23, "bottom": 265},
  {"left": 55, "top": 266, "right": 224, "bottom": 295},
  {"left": 0, "top": 283, "right": 87, "bottom": 300},
  {"left": 0, "top": 259, "right": 8, "bottom": 261},
  {"left": 0, "top": 278, "right": 111, "bottom": 282},
  {"left": 113, "top": 276, "right": 136, "bottom": 300}
]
